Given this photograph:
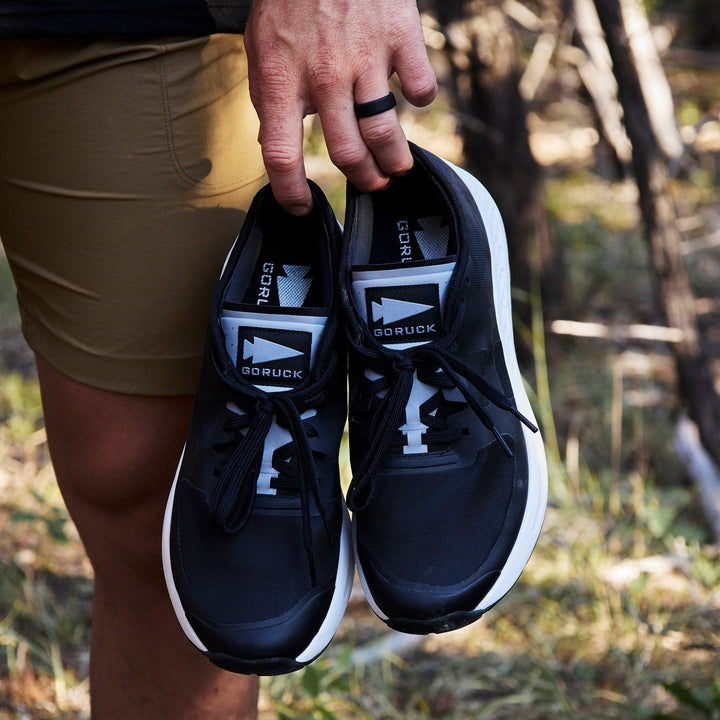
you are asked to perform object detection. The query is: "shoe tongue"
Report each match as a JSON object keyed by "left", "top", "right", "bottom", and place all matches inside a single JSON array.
[
  {"left": 220, "top": 303, "right": 327, "bottom": 392},
  {"left": 351, "top": 257, "right": 456, "bottom": 349}
]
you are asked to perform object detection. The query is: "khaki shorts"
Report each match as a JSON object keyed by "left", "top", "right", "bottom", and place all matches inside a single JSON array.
[{"left": 0, "top": 34, "right": 266, "bottom": 396}]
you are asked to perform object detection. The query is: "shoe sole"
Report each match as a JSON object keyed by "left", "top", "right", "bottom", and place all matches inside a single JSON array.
[
  {"left": 162, "top": 446, "right": 355, "bottom": 675},
  {"left": 353, "top": 159, "right": 549, "bottom": 634}
]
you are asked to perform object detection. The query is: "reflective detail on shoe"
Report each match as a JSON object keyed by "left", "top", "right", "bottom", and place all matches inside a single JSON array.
[
  {"left": 351, "top": 260, "right": 454, "bottom": 351},
  {"left": 415, "top": 215, "right": 450, "bottom": 260},
  {"left": 398, "top": 371, "right": 435, "bottom": 454},
  {"left": 367, "top": 285, "right": 440, "bottom": 344},
  {"left": 243, "top": 335, "right": 304, "bottom": 364},
  {"left": 277, "top": 264, "right": 312, "bottom": 307},
  {"left": 371, "top": 296, "right": 434, "bottom": 325},
  {"left": 225, "top": 403, "right": 317, "bottom": 496}
]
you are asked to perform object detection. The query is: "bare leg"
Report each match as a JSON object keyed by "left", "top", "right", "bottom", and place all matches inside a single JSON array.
[{"left": 36, "top": 357, "right": 258, "bottom": 720}]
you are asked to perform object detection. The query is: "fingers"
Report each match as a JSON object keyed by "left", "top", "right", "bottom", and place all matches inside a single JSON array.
[
  {"left": 353, "top": 77, "right": 413, "bottom": 178},
  {"left": 256, "top": 94, "right": 313, "bottom": 216},
  {"left": 318, "top": 69, "right": 412, "bottom": 193},
  {"left": 245, "top": 25, "right": 314, "bottom": 216},
  {"left": 392, "top": 16, "right": 439, "bottom": 108},
  {"left": 318, "top": 97, "right": 391, "bottom": 194},
  {"left": 244, "top": 0, "right": 438, "bottom": 211},
  {"left": 325, "top": 13, "right": 436, "bottom": 192}
]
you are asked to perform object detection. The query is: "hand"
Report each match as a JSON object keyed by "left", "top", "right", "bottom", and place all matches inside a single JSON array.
[{"left": 244, "top": 0, "right": 438, "bottom": 215}]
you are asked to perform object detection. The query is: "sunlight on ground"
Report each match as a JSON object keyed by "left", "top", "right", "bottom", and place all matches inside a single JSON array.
[{"left": 2, "top": 14, "right": 720, "bottom": 718}]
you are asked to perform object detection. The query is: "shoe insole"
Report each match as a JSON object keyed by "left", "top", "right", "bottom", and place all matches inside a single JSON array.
[
  {"left": 368, "top": 170, "right": 455, "bottom": 266},
  {"left": 241, "top": 210, "right": 324, "bottom": 309}
]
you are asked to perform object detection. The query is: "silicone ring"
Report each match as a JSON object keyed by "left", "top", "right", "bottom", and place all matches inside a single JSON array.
[{"left": 354, "top": 92, "right": 397, "bottom": 119}]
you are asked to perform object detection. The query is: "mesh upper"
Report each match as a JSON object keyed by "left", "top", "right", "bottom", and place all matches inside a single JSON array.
[
  {"left": 175, "top": 481, "right": 337, "bottom": 625},
  {"left": 357, "top": 439, "right": 518, "bottom": 586}
]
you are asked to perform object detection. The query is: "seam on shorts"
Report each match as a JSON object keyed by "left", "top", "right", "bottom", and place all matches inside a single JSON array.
[
  {"left": 19, "top": 301, "right": 203, "bottom": 396},
  {"left": 22, "top": 303, "right": 200, "bottom": 363},
  {"left": 158, "top": 44, "right": 252, "bottom": 192}
]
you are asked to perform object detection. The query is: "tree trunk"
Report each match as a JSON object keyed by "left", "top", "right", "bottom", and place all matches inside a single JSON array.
[
  {"left": 593, "top": 0, "right": 720, "bottom": 468},
  {"left": 429, "top": 0, "right": 561, "bottom": 323},
  {"left": 620, "top": 0, "right": 683, "bottom": 161},
  {"left": 573, "top": 0, "right": 633, "bottom": 167}
]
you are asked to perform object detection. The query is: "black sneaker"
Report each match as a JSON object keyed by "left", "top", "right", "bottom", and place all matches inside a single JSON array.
[
  {"left": 340, "top": 143, "right": 548, "bottom": 634},
  {"left": 162, "top": 182, "right": 353, "bottom": 675}
]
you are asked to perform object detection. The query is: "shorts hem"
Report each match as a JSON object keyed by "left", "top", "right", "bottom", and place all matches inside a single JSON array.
[{"left": 21, "top": 308, "right": 202, "bottom": 397}]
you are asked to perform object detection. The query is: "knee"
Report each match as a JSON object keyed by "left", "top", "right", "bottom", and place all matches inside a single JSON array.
[
  {"left": 55, "top": 430, "right": 186, "bottom": 581},
  {"left": 58, "top": 430, "right": 180, "bottom": 513},
  {"left": 36, "top": 358, "right": 192, "bottom": 579}
]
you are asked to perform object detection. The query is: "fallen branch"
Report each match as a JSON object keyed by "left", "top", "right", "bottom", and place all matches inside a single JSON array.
[
  {"left": 675, "top": 415, "right": 720, "bottom": 544},
  {"left": 664, "top": 47, "right": 720, "bottom": 70},
  {"left": 549, "top": 319, "right": 684, "bottom": 343},
  {"left": 600, "top": 553, "right": 690, "bottom": 588},
  {"left": 350, "top": 631, "right": 428, "bottom": 667}
]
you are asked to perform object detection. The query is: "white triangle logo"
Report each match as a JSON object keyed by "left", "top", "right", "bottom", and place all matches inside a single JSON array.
[
  {"left": 371, "top": 297, "right": 435, "bottom": 325},
  {"left": 277, "top": 265, "right": 312, "bottom": 307},
  {"left": 415, "top": 216, "right": 450, "bottom": 260},
  {"left": 243, "top": 336, "right": 304, "bottom": 364}
]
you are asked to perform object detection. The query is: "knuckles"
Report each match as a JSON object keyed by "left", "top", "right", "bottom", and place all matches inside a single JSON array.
[
  {"left": 359, "top": 117, "right": 399, "bottom": 148},
  {"left": 305, "top": 51, "right": 342, "bottom": 99},
  {"left": 328, "top": 142, "right": 369, "bottom": 173},
  {"left": 403, "top": 75, "right": 439, "bottom": 107},
  {"left": 260, "top": 142, "right": 303, "bottom": 177}
]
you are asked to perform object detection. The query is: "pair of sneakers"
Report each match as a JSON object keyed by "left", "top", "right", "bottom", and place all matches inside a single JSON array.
[{"left": 162, "top": 143, "right": 548, "bottom": 676}]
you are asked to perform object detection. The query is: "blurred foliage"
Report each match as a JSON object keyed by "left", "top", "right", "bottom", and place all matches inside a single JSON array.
[{"left": 1, "top": 0, "right": 720, "bottom": 717}]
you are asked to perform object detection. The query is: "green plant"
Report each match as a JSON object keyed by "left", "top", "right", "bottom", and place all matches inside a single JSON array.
[
  {"left": 10, "top": 490, "right": 70, "bottom": 545},
  {"left": 654, "top": 680, "right": 720, "bottom": 720}
]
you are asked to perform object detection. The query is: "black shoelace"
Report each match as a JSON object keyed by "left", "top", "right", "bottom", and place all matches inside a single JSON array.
[
  {"left": 208, "top": 350, "right": 338, "bottom": 586},
  {"left": 346, "top": 301, "right": 538, "bottom": 512}
]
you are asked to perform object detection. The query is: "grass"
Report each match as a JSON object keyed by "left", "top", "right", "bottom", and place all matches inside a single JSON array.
[
  {"left": 1, "top": 44, "right": 720, "bottom": 720},
  {"left": 1, "top": 239, "right": 718, "bottom": 718}
]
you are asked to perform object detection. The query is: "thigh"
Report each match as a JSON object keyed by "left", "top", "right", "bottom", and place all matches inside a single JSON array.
[{"left": 0, "top": 35, "right": 266, "bottom": 397}]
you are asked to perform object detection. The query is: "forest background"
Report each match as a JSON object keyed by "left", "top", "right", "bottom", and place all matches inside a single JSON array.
[{"left": 1, "top": 0, "right": 719, "bottom": 717}]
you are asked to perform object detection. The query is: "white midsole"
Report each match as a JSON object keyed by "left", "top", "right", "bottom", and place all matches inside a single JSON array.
[
  {"left": 352, "top": 159, "right": 549, "bottom": 623},
  {"left": 161, "top": 448, "right": 208, "bottom": 652},
  {"left": 445, "top": 160, "right": 548, "bottom": 613},
  {"left": 353, "top": 518, "right": 390, "bottom": 621},
  {"left": 161, "top": 449, "right": 355, "bottom": 663}
]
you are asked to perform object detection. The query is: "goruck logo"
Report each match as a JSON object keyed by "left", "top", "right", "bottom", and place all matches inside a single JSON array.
[
  {"left": 365, "top": 283, "right": 441, "bottom": 344},
  {"left": 235, "top": 326, "right": 312, "bottom": 388}
]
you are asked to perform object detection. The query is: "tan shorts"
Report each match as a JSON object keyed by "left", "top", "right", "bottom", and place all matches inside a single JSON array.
[{"left": 0, "top": 34, "right": 266, "bottom": 396}]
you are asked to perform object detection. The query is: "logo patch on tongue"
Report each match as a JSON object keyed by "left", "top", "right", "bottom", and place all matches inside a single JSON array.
[
  {"left": 365, "top": 284, "right": 441, "bottom": 344},
  {"left": 235, "top": 326, "right": 311, "bottom": 388}
]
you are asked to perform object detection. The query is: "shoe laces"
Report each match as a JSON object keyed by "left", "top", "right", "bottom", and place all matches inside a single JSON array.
[
  {"left": 346, "top": 300, "right": 538, "bottom": 512},
  {"left": 208, "top": 341, "right": 338, "bottom": 587}
]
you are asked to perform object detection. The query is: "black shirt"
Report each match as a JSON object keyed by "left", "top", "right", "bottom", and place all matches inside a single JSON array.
[{"left": 0, "top": 0, "right": 252, "bottom": 38}]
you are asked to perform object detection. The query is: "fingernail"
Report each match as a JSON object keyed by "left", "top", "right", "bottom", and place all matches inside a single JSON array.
[{"left": 285, "top": 203, "right": 312, "bottom": 217}]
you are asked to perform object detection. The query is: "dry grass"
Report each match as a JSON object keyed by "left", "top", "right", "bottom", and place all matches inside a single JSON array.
[
  {"left": 3, "top": 211, "right": 718, "bottom": 719},
  {"left": 2, "top": 21, "right": 720, "bottom": 718}
]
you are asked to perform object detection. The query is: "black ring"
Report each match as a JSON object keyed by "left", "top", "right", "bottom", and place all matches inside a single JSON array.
[{"left": 354, "top": 92, "right": 397, "bottom": 119}]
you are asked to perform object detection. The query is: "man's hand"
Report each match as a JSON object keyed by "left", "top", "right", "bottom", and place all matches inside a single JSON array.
[{"left": 244, "top": 0, "right": 438, "bottom": 215}]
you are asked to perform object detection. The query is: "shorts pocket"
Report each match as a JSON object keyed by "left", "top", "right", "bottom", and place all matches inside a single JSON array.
[{"left": 159, "top": 35, "right": 263, "bottom": 192}]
